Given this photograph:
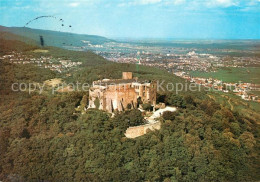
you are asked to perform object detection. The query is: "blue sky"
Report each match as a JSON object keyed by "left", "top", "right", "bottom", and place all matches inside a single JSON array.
[{"left": 0, "top": 0, "right": 260, "bottom": 39}]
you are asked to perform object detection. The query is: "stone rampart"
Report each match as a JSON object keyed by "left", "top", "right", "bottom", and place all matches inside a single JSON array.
[{"left": 125, "top": 122, "right": 161, "bottom": 138}]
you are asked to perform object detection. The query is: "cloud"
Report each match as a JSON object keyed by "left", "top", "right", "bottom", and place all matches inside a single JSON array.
[
  {"left": 118, "top": 0, "right": 243, "bottom": 7},
  {"left": 206, "top": 0, "right": 238, "bottom": 7},
  {"left": 118, "top": 0, "right": 162, "bottom": 6},
  {"left": 173, "top": 0, "right": 186, "bottom": 5},
  {"left": 246, "top": 0, "right": 260, "bottom": 6},
  {"left": 138, "top": 0, "right": 162, "bottom": 5},
  {"left": 13, "top": 5, "right": 31, "bottom": 9},
  {"left": 68, "top": 2, "right": 80, "bottom": 7}
]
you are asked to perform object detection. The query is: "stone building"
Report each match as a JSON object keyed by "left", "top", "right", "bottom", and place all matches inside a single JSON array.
[{"left": 88, "top": 72, "right": 157, "bottom": 113}]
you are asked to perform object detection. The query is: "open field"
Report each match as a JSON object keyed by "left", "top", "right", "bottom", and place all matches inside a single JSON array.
[
  {"left": 190, "top": 67, "right": 260, "bottom": 84},
  {"left": 44, "top": 78, "right": 63, "bottom": 87}
]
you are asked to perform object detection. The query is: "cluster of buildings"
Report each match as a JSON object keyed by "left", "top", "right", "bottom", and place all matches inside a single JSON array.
[
  {"left": 233, "top": 83, "right": 260, "bottom": 101},
  {"left": 174, "top": 71, "right": 260, "bottom": 102},
  {"left": 0, "top": 51, "right": 82, "bottom": 73},
  {"left": 99, "top": 48, "right": 260, "bottom": 74}
]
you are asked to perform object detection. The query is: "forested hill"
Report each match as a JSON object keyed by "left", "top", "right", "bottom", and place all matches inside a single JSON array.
[
  {"left": 0, "top": 36, "right": 259, "bottom": 181},
  {"left": 0, "top": 25, "right": 113, "bottom": 48},
  {"left": 0, "top": 30, "right": 38, "bottom": 53}
]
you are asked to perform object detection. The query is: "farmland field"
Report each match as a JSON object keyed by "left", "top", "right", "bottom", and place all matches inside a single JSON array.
[{"left": 189, "top": 67, "right": 260, "bottom": 84}]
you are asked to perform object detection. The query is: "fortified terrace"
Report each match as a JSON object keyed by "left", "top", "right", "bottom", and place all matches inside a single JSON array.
[{"left": 88, "top": 72, "right": 157, "bottom": 113}]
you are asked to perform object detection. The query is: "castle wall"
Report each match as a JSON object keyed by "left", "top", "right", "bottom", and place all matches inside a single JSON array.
[
  {"left": 104, "top": 84, "right": 137, "bottom": 112},
  {"left": 133, "top": 81, "right": 157, "bottom": 105},
  {"left": 148, "top": 81, "right": 157, "bottom": 105},
  {"left": 124, "top": 122, "right": 161, "bottom": 138},
  {"left": 122, "top": 72, "right": 133, "bottom": 80},
  {"left": 88, "top": 87, "right": 106, "bottom": 110},
  {"left": 88, "top": 72, "right": 157, "bottom": 113}
]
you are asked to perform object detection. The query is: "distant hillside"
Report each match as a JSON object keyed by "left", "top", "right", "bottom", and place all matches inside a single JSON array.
[
  {"left": 0, "top": 26, "right": 114, "bottom": 48},
  {"left": 0, "top": 32, "right": 38, "bottom": 54},
  {"left": 0, "top": 26, "right": 38, "bottom": 46}
]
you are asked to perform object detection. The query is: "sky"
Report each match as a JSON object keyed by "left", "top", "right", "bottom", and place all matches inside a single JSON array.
[{"left": 0, "top": 0, "right": 260, "bottom": 39}]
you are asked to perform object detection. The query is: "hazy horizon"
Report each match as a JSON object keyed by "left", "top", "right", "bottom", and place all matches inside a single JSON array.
[{"left": 2, "top": 25, "right": 260, "bottom": 42}]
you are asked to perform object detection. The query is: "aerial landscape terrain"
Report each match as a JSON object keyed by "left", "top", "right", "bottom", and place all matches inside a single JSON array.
[{"left": 0, "top": 0, "right": 260, "bottom": 181}]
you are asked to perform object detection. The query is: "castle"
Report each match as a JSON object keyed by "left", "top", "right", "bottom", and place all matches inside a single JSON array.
[{"left": 88, "top": 72, "right": 157, "bottom": 113}]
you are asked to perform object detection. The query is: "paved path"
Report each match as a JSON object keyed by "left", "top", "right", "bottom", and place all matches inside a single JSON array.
[{"left": 146, "top": 106, "right": 177, "bottom": 124}]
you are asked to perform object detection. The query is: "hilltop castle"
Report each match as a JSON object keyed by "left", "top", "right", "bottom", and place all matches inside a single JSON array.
[{"left": 88, "top": 72, "right": 157, "bottom": 113}]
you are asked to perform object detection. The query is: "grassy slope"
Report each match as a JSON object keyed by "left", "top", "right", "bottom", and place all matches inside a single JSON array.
[
  {"left": 190, "top": 67, "right": 260, "bottom": 84},
  {"left": 207, "top": 91, "right": 260, "bottom": 119}
]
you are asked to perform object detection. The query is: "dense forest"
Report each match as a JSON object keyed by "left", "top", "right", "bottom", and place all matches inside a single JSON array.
[{"left": 0, "top": 36, "right": 259, "bottom": 181}]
